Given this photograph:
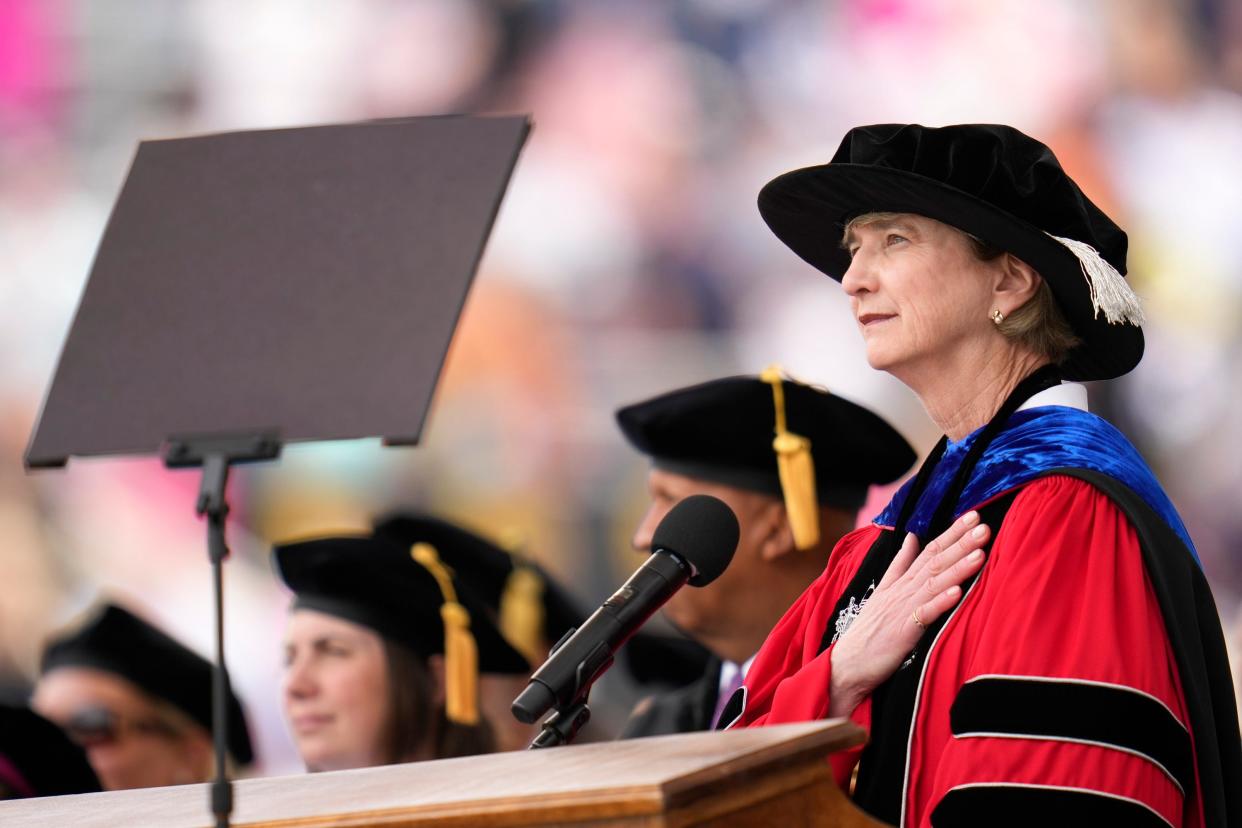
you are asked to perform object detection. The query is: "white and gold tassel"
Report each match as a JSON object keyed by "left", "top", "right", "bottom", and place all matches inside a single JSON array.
[{"left": 1047, "top": 233, "right": 1145, "bottom": 327}]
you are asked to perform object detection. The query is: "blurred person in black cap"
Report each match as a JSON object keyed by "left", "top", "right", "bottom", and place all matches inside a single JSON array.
[
  {"left": 729, "top": 123, "right": 1242, "bottom": 826},
  {"left": 616, "top": 368, "right": 915, "bottom": 738},
  {"left": 274, "top": 533, "right": 529, "bottom": 770},
  {"left": 32, "top": 603, "right": 254, "bottom": 791},
  {"left": 0, "top": 705, "right": 100, "bottom": 799}
]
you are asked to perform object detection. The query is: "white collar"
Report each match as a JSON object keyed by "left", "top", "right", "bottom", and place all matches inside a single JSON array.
[
  {"left": 718, "top": 655, "right": 757, "bottom": 692},
  {"left": 1016, "top": 382, "right": 1088, "bottom": 413}
]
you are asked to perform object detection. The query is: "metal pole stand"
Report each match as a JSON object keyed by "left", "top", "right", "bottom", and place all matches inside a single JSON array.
[{"left": 164, "top": 432, "right": 280, "bottom": 828}]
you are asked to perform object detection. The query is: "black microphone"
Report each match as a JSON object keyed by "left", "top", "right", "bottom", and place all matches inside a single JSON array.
[{"left": 511, "top": 494, "right": 739, "bottom": 725}]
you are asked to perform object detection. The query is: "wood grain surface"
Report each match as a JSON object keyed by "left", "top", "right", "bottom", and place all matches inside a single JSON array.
[{"left": 0, "top": 720, "right": 882, "bottom": 827}]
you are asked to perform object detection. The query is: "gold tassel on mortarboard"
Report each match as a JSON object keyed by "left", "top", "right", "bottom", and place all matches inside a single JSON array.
[
  {"left": 760, "top": 365, "right": 820, "bottom": 550},
  {"left": 497, "top": 529, "right": 546, "bottom": 666},
  {"left": 410, "top": 543, "right": 479, "bottom": 726},
  {"left": 499, "top": 564, "right": 545, "bottom": 667}
]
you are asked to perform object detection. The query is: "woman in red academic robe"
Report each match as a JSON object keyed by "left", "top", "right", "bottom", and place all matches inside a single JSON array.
[{"left": 722, "top": 124, "right": 1242, "bottom": 827}]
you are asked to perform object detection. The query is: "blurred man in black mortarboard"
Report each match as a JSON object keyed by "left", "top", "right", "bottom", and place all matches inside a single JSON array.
[
  {"left": 274, "top": 533, "right": 529, "bottom": 770},
  {"left": 616, "top": 368, "right": 915, "bottom": 737},
  {"left": 32, "top": 603, "right": 255, "bottom": 791},
  {"left": 0, "top": 706, "right": 100, "bottom": 799}
]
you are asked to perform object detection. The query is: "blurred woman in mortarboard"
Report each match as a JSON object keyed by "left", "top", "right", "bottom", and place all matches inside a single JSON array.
[
  {"left": 372, "top": 514, "right": 575, "bottom": 752},
  {"left": 273, "top": 534, "right": 529, "bottom": 771},
  {"left": 729, "top": 124, "right": 1242, "bottom": 827},
  {"left": 32, "top": 603, "right": 255, "bottom": 791}
]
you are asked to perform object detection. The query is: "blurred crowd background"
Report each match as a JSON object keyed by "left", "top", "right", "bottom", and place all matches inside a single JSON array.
[{"left": 2, "top": 0, "right": 1241, "bottom": 776}]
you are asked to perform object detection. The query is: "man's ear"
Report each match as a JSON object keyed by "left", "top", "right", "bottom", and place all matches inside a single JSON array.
[
  {"left": 994, "top": 253, "right": 1042, "bottom": 315},
  {"left": 758, "top": 501, "right": 798, "bottom": 562},
  {"left": 426, "top": 654, "right": 447, "bottom": 706}
]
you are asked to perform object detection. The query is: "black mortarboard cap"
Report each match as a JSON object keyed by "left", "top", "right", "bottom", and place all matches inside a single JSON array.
[
  {"left": 273, "top": 535, "right": 529, "bottom": 676},
  {"left": 372, "top": 514, "right": 584, "bottom": 665},
  {"left": 617, "top": 375, "right": 915, "bottom": 511},
  {"left": 757, "top": 123, "right": 1144, "bottom": 381},
  {"left": 372, "top": 514, "right": 718, "bottom": 690},
  {"left": 40, "top": 604, "right": 255, "bottom": 766},
  {"left": 0, "top": 706, "right": 101, "bottom": 799}
]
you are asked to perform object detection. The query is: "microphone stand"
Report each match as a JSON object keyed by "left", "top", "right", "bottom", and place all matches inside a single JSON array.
[
  {"left": 528, "top": 694, "right": 592, "bottom": 749},
  {"left": 525, "top": 627, "right": 602, "bottom": 750}
]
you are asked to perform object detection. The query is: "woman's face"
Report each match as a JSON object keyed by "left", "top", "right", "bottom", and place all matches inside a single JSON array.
[
  {"left": 282, "top": 609, "right": 392, "bottom": 772},
  {"left": 840, "top": 214, "right": 997, "bottom": 381}
]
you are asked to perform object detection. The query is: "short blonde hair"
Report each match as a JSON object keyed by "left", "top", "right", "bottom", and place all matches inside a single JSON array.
[
  {"left": 842, "top": 212, "right": 1082, "bottom": 363},
  {"left": 995, "top": 279, "right": 1081, "bottom": 364}
]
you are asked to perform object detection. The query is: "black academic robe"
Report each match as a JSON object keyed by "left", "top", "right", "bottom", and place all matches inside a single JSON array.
[{"left": 619, "top": 656, "right": 722, "bottom": 738}]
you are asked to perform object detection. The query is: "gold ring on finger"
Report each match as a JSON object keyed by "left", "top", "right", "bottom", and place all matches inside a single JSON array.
[{"left": 912, "top": 607, "right": 927, "bottom": 629}]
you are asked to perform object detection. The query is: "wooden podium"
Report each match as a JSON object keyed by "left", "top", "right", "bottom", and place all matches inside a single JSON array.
[{"left": 0, "top": 720, "right": 886, "bottom": 827}]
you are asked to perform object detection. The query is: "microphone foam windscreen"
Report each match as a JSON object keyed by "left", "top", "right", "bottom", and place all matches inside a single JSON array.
[{"left": 651, "top": 494, "right": 740, "bottom": 586}]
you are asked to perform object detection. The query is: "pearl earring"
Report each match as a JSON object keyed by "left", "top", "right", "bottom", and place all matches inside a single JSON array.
[{"left": 991, "top": 308, "right": 1004, "bottom": 325}]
